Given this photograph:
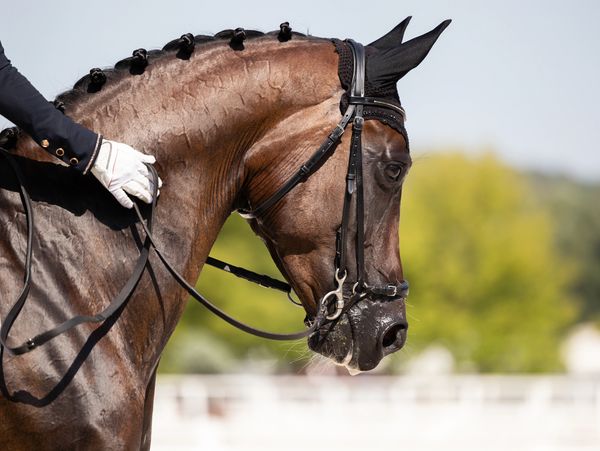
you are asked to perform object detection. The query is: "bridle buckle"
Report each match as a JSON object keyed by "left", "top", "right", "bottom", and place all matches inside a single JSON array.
[
  {"left": 321, "top": 268, "right": 347, "bottom": 321},
  {"left": 386, "top": 284, "right": 398, "bottom": 297}
]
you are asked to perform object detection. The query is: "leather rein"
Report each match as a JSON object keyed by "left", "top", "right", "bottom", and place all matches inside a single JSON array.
[{"left": 0, "top": 40, "right": 408, "bottom": 355}]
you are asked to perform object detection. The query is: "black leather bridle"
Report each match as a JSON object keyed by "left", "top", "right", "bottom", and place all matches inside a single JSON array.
[
  {"left": 239, "top": 40, "right": 409, "bottom": 321},
  {"left": 0, "top": 40, "right": 408, "bottom": 355}
]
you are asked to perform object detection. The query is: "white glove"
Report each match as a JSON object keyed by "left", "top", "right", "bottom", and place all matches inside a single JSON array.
[{"left": 90, "top": 139, "right": 162, "bottom": 209}]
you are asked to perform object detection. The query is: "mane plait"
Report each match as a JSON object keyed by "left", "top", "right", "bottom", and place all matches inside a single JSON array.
[
  {"left": 0, "top": 126, "right": 19, "bottom": 149},
  {"left": 162, "top": 33, "right": 197, "bottom": 59}
]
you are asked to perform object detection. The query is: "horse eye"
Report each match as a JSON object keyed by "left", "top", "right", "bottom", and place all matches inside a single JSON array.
[{"left": 384, "top": 164, "right": 404, "bottom": 182}]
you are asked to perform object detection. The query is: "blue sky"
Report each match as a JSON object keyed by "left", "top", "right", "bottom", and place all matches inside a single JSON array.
[{"left": 2, "top": 0, "right": 599, "bottom": 180}]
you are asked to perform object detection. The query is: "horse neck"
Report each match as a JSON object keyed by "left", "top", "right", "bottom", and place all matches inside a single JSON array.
[
  {"left": 8, "top": 39, "right": 341, "bottom": 272},
  {"left": 0, "top": 38, "right": 342, "bottom": 384},
  {"left": 64, "top": 38, "right": 341, "bottom": 247},
  {"left": 22, "top": 38, "right": 341, "bottom": 369}
]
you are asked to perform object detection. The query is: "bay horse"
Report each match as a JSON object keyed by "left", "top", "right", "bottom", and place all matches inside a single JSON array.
[{"left": 0, "top": 18, "right": 449, "bottom": 449}]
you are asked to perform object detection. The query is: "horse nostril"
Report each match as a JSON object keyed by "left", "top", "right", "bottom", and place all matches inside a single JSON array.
[{"left": 380, "top": 321, "right": 408, "bottom": 353}]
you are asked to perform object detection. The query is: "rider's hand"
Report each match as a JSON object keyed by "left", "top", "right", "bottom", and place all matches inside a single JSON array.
[{"left": 90, "top": 139, "right": 162, "bottom": 209}]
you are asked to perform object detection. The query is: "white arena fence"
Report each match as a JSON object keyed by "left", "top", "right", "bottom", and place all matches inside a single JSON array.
[{"left": 152, "top": 374, "right": 600, "bottom": 451}]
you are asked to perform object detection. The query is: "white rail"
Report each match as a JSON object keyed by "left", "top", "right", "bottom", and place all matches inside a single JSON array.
[{"left": 152, "top": 375, "right": 600, "bottom": 451}]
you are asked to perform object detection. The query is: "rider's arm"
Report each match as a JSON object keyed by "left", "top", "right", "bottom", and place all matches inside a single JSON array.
[
  {"left": 0, "top": 40, "right": 101, "bottom": 174},
  {"left": 0, "top": 40, "right": 161, "bottom": 208}
]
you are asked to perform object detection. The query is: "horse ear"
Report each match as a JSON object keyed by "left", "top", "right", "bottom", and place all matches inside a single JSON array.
[
  {"left": 368, "top": 17, "right": 412, "bottom": 49},
  {"left": 367, "top": 20, "right": 451, "bottom": 87}
]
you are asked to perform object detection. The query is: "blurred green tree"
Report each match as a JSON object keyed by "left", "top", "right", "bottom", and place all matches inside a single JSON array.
[
  {"left": 160, "top": 212, "right": 309, "bottom": 373},
  {"left": 396, "top": 152, "right": 577, "bottom": 372},
  {"left": 160, "top": 152, "right": 578, "bottom": 373},
  {"left": 528, "top": 174, "right": 600, "bottom": 323}
]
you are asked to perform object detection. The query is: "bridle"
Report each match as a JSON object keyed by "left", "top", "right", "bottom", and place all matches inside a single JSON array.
[
  {"left": 0, "top": 39, "right": 408, "bottom": 355},
  {"left": 238, "top": 40, "right": 409, "bottom": 321}
]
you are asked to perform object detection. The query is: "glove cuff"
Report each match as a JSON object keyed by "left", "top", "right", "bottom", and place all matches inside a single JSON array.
[{"left": 82, "top": 134, "right": 103, "bottom": 174}]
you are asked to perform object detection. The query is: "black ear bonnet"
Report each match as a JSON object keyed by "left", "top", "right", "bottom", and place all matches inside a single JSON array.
[{"left": 333, "top": 39, "right": 408, "bottom": 140}]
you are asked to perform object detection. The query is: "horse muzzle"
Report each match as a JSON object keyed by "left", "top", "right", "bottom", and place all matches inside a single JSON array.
[{"left": 308, "top": 290, "right": 408, "bottom": 372}]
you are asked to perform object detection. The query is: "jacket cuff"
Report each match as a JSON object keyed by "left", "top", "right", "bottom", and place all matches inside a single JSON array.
[{"left": 32, "top": 113, "right": 102, "bottom": 174}]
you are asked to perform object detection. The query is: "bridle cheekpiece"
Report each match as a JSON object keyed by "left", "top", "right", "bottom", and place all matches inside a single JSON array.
[{"left": 239, "top": 40, "right": 409, "bottom": 322}]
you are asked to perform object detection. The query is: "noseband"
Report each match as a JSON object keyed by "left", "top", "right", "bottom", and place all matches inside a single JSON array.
[
  {"left": 0, "top": 40, "right": 409, "bottom": 355},
  {"left": 239, "top": 40, "right": 409, "bottom": 321}
]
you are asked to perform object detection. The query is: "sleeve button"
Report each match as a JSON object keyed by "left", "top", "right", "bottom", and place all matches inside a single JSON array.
[
  {"left": 41, "top": 139, "right": 50, "bottom": 148},
  {"left": 56, "top": 148, "right": 65, "bottom": 157},
  {"left": 69, "top": 157, "right": 79, "bottom": 166}
]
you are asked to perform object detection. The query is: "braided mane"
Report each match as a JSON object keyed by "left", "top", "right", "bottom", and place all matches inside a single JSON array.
[
  {"left": 0, "top": 23, "right": 309, "bottom": 148},
  {"left": 56, "top": 24, "right": 304, "bottom": 108}
]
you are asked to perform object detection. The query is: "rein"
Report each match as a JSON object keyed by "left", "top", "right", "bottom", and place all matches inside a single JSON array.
[
  {"left": 0, "top": 147, "right": 154, "bottom": 355},
  {"left": 0, "top": 39, "right": 408, "bottom": 355}
]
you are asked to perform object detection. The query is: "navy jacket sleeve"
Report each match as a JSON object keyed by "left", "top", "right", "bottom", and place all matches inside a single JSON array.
[{"left": 0, "top": 40, "right": 101, "bottom": 173}]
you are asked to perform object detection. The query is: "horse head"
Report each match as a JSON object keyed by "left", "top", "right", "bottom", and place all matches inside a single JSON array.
[{"left": 242, "top": 18, "right": 450, "bottom": 372}]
